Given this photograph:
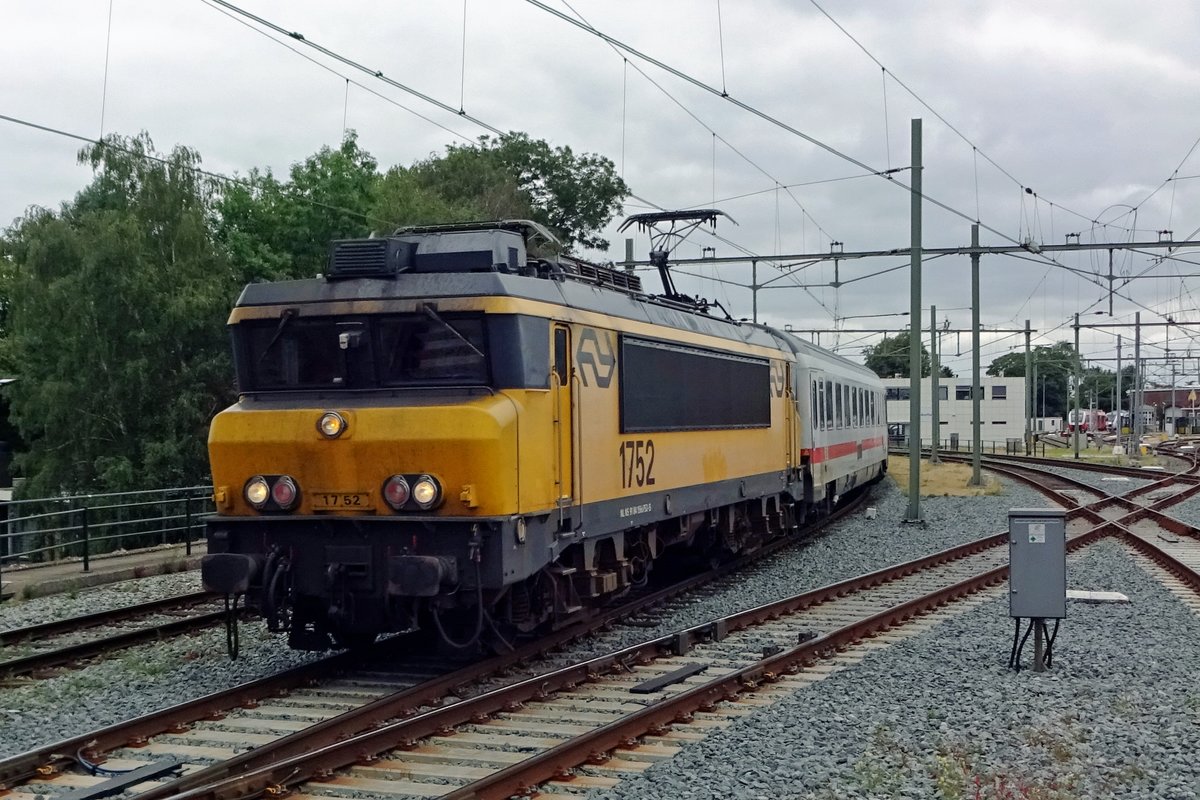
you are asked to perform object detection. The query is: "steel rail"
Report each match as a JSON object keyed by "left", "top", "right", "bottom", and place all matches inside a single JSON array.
[
  {"left": 117, "top": 490, "right": 873, "bottom": 800},
  {"left": 449, "top": 520, "right": 1188, "bottom": 799},
  {"left": 0, "top": 609, "right": 231, "bottom": 678},
  {"left": 164, "top": 457, "right": 1200, "bottom": 800},
  {"left": 0, "top": 591, "right": 217, "bottom": 647},
  {"left": 159, "top": 528, "right": 1027, "bottom": 800},
  {"left": 0, "top": 484, "right": 875, "bottom": 794}
]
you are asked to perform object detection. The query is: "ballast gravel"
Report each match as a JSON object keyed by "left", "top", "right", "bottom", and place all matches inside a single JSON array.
[
  {"left": 0, "top": 570, "right": 202, "bottom": 631},
  {"left": 588, "top": 538, "right": 1200, "bottom": 800},
  {"left": 547, "top": 475, "right": 1053, "bottom": 663},
  {"left": 0, "top": 612, "right": 322, "bottom": 758},
  {"left": 0, "top": 460, "right": 1195, "bottom": 796}
]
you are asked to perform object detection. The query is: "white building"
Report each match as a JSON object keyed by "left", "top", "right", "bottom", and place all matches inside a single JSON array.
[{"left": 883, "top": 376, "right": 1029, "bottom": 447}]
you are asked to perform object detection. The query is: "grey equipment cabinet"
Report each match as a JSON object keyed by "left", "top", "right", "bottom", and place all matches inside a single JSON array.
[{"left": 1008, "top": 508, "right": 1066, "bottom": 619}]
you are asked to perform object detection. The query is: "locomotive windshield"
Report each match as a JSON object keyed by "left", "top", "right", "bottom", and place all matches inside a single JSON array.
[{"left": 239, "top": 312, "right": 489, "bottom": 391}]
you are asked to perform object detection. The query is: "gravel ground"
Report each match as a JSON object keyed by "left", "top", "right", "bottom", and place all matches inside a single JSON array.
[
  {"left": 547, "top": 475, "right": 1052, "bottom": 663},
  {"left": 0, "top": 565, "right": 323, "bottom": 759},
  {"left": 1161, "top": 490, "right": 1200, "bottom": 529},
  {"left": 0, "top": 472, "right": 1055, "bottom": 758},
  {"left": 0, "top": 570, "right": 204, "bottom": 631},
  {"left": 0, "top": 466, "right": 1168, "bottom": 771},
  {"left": 590, "top": 539, "right": 1200, "bottom": 800}
]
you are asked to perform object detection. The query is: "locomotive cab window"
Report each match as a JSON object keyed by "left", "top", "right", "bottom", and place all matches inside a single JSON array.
[
  {"left": 237, "top": 313, "right": 489, "bottom": 391},
  {"left": 376, "top": 315, "right": 487, "bottom": 385}
]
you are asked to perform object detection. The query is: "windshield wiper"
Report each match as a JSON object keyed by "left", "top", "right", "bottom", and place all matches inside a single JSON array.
[
  {"left": 257, "top": 307, "right": 297, "bottom": 366},
  {"left": 422, "top": 304, "right": 485, "bottom": 359}
]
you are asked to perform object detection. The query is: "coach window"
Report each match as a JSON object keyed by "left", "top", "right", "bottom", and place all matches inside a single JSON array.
[
  {"left": 824, "top": 380, "right": 833, "bottom": 429},
  {"left": 843, "top": 384, "right": 851, "bottom": 428}
]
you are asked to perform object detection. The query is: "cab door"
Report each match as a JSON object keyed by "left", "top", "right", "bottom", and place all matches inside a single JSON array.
[{"left": 552, "top": 324, "right": 575, "bottom": 524}]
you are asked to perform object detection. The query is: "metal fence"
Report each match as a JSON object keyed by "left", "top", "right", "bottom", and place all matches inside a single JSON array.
[
  {"left": 0, "top": 486, "right": 214, "bottom": 582},
  {"left": 888, "top": 436, "right": 1052, "bottom": 457}
]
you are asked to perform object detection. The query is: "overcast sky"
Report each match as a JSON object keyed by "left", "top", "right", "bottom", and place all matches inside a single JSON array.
[{"left": 3, "top": 1, "right": 1199, "bottom": 387}]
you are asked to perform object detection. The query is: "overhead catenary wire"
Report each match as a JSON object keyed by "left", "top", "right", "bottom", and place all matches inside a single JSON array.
[
  {"left": 199, "top": 0, "right": 477, "bottom": 144},
  {"left": 205, "top": 0, "right": 790, "bottom": 291},
  {"left": 555, "top": 0, "right": 839, "bottom": 248},
  {"left": 523, "top": 0, "right": 1102, "bottom": 287},
  {"left": 99, "top": 0, "right": 115, "bottom": 139},
  {"left": 0, "top": 112, "right": 398, "bottom": 230},
  {"left": 807, "top": 0, "right": 1110, "bottom": 236}
]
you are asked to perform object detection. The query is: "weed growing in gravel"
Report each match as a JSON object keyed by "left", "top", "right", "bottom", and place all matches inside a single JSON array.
[
  {"left": 851, "top": 724, "right": 908, "bottom": 794},
  {"left": 932, "top": 738, "right": 1081, "bottom": 800},
  {"left": 116, "top": 650, "right": 173, "bottom": 677},
  {"left": 931, "top": 743, "right": 973, "bottom": 797},
  {"left": 1020, "top": 725, "right": 1074, "bottom": 762},
  {"left": 1110, "top": 690, "right": 1138, "bottom": 718}
]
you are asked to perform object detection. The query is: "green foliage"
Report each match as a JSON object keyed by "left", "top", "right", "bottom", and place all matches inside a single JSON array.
[
  {"left": 214, "top": 133, "right": 379, "bottom": 282},
  {"left": 4, "top": 133, "right": 234, "bottom": 495},
  {"left": 413, "top": 132, "right": 628, "bottom": 251},
  {"left": 372, "top": 166, "right": 480, "bottom": 230},
  {"left": 1, "top": 128, "right": 627, "bottom": 495},
  {"left": 863, "top": 330, "right": 932, "bottom": 378},
  {"left": 985, "top": 341, "right": 1130, "bottom": 420}
]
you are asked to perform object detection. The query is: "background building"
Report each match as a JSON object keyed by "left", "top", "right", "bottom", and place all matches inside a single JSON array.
[{"left": 883, "top": 376, "right": 1029, "bottom": 448}]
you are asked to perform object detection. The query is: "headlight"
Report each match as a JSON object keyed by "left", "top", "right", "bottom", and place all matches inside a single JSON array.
[
  {"left": 271, "top": 475, "right": 299, "bottom": 510},
  {"left": 383, "top": 475, "right": 411, "bottom": 510},
  {"left": 318, "top": 411, "right": 347, "bottom": 438},
  {"left": 244, "top": 476, "right": 270, "bottom": 509},
  {"left": 412, "top": 475, "right": 441, "bottom": 509}
]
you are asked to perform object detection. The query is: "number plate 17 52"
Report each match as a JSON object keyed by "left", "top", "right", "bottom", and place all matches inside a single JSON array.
[{"left": 312, "top": 492, "right": 370, "bottom": 509}]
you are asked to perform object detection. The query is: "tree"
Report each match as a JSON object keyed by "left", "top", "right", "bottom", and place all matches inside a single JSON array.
[
  {"left": 988, "top": 341, "right": 1078, "bottom": 419},
  {"left": 214, "top": 133, "right": 380, "bottom": 283},
  {"left": 412, "top": 132, "right": 629, "bottom": 251},
  {"left": 3, "top": 133, "right": 234, "bottom": 495},
  {"left": 863, "top": 330, "right": 932, "bottom": 378}
]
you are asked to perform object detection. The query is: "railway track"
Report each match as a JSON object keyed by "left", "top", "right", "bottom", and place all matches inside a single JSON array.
[
  {"left": 0, "top": 592, "right": 226, "bottom": 679},
  {"left": 6, "top": 455, "right": 1196, "bottom": 799},
  {"left": 0, "top": 486, "right": 875, "bottom": 800},
  {"left": 122, "top": 455, "right": 1199, "bottom": 800}
]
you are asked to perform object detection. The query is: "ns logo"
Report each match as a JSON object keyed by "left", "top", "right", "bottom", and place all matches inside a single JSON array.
[
  {"left": 575, "top": 328, "right": 616, "bottom": 388},
  {"left": 769, "top": 361, "right": 786, "bottom": 398}
]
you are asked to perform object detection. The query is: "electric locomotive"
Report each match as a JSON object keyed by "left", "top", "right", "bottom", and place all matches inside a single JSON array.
[{"left": 201, "top": 215, "right": 887, "bottom": 650}]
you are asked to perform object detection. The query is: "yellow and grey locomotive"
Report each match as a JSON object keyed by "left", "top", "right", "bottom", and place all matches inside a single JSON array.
[{"left": 201, "top": 217, "right": 887, "bottom": 650}]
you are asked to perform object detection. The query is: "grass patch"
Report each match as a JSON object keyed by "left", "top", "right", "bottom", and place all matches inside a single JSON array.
[
  {"left": 1038, "top": 443, "right": 1161, "bottom": 467},
  {"left": 887, "top": 456, "right": 1003, "bottom": 497}
]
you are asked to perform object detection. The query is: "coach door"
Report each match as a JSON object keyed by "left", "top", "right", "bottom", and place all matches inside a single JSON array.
[
  {"left": 552, "top": 324, "right": 575, "bottom": 523},
  {"left": 810, "top": 370, "right": 827, "bottom": 484},
  {"left": 785, "top": 362, "right": 796, "bottom": 472}
]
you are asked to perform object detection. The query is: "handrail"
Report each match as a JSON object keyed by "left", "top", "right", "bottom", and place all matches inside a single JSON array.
[{"left": 0, "top": 486, "right": 215, "bottom": 587}]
